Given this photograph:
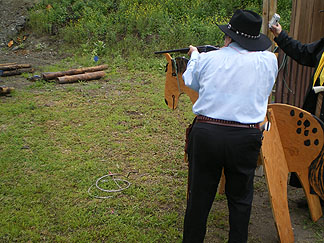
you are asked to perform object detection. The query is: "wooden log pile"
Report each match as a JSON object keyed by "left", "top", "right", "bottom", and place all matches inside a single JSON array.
[
  {"left": 0, "top": 86, "right": 15, "bottom": 95},
  {"left": 0, "top": 63, "right": 34, "bottom": 77},
  {"left": 41, "top": 64, "right": 108, "bottom": 84}
]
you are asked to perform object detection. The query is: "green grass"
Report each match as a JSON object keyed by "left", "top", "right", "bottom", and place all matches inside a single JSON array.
[
  {"left": 0, "top": 61, "right": 214, "bottom": 242},
  {"left": 2, "top": 53, "right": 324, "bottom": 242}
]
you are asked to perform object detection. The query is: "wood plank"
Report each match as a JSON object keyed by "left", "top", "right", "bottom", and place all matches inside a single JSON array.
[
  {"left": 317, "top": 0, "right": 324, "bottom": 39},
  {"left": 262, "top": 0, "right": 270, "bottom": 36},
  {"left": 262, "top": 108, "right": 294, "bottom": 243},
  {"left": 262, "top": 0, "right": 277, "bottom": 51},
  {"left": 315, "top": 93, "right": 323, "bottom": 117},
  {"left": 262, "top": 104, "right": 323, "bottom": 242},
  {"left": 288, "top": 61, "right": 298, "bottom": 105},
  {"left": 269, "top": 104, "right": 323, "bottom": 171},
  {"left": 291, "top": 0, "right": 301, "bottom": 38},
  {"left": 295, "top": 65, "right": 303, "bottom": 107},
  {"left": 269, "top": 104, "right": 323, "bottom": 218}
]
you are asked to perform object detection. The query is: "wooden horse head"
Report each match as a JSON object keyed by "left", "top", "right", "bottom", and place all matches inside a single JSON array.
[{"left": 163, "top": 53, "right": 198, "bottom": 109}]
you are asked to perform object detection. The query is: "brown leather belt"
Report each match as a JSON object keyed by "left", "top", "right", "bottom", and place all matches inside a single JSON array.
[{"left": 196, "top": 115, "right": 260, "bottom": 129}]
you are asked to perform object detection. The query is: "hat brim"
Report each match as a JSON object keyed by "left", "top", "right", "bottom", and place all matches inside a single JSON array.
[{"left": 218, "top": 24, "right": 272, "bottom": 51}]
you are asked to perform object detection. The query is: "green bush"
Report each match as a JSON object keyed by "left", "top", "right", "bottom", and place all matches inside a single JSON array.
[{"left": 28, "top": 0, "right": 292, "bottom": 58}]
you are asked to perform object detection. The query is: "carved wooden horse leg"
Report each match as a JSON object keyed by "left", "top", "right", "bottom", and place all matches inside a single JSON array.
[{"left": 262, "top": 104, "right": 323, "bottom": 243}]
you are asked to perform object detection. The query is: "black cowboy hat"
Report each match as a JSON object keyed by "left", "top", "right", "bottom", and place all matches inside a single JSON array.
[{"left": 218, "top": 9, "right": 272, "bottom": 51}]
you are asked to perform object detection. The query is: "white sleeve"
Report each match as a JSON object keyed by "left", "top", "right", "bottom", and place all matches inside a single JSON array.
[{"left": 182, "top": 51, "right": 200, "bottom": 92}]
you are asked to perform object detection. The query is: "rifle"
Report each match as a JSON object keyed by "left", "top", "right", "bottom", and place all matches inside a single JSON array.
[{"left": 154, "top": 45, "right": 219, "bottom": 54}]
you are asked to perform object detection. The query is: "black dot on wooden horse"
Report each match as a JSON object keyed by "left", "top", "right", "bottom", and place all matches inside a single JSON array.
[
  {"left": 296, "top": 128, "right": 302, "bottom": 134},
  {"left": 314, "top": 139, "right": 319, "bottom": 145},
  {"left": 299, "top": 112, "right": 304, "bottom": 118},
  {"left": 312, "top": 128, "right": 318, "bottom": 134},
  {"left": 304, "top": 139, "right": 311, "bottom": 146},
  {"left": 297, "top": 120, "right": 302, "bottom": 126},
  {"left": 303, "top": 119, "right": 310, "bottom": 128},
  {"left": 290, "top": 110, "right": 295, "bottom": 116},
  {"left": 304, "top": 130, "right": 309, "bottom": 136}
]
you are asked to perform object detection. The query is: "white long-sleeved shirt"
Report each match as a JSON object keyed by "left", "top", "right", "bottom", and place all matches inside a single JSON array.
[{"left": 183, "top": 42, "right": 278, "bottom": 124}]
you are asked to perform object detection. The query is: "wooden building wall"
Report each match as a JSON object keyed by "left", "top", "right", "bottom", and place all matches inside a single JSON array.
[{"left": 274, "top": 0, "right": 324, "bottom": 107}]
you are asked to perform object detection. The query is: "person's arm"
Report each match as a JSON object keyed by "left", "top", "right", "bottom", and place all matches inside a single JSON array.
[
  {"left": 271, "top": 23, "right": 318, "bottom": 67},
  {"left": 183, "top": 45, "right": 200, "bottom": 92}
]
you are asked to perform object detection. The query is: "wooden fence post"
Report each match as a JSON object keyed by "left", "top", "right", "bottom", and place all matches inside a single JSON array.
[{"left": 262, "top": 0, "right": 277, "bottom": 51}]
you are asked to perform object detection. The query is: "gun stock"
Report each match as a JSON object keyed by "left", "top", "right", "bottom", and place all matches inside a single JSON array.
[{"left": 154, "top": 45, "right": 219, "bottom": 54}]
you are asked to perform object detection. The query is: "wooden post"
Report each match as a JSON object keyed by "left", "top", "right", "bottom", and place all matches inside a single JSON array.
[
  {"left": 262, "top": 0, "right": 277, "bottom": 51},
  {"left": 262, "top": 0, "right": 278, "bottom": 106},
  {"left": 262, "top": 108, "right": 294, "bottom": 243}
]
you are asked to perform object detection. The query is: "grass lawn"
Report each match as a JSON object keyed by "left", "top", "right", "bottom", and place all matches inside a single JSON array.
[
  {"left": 1, "top": 62, "right": 228, "bottom": 242},
  {"left": 2, "top": 55, "right": 322, "bottom": 243}
]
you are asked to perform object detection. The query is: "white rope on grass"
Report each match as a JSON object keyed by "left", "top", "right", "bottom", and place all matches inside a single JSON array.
[{"left": 88, "top": 173, "right": 131, "bottom": 199}]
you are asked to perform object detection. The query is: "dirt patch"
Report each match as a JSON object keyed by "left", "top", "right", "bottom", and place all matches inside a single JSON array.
[
  {"left": 0, "top": 0, "right": 40, "bottom": 47},
  {"left": 204, "top": 175, "right": 324, "bottom": 243},
  {"left": 250, "top": 176, "right": 324, "bottom": 242},
  {"left": 0, "top": 35, "right": 65, "bottom": 91},
  {"left": 0, "top": 0, "right": 67, "bottom": 91}
]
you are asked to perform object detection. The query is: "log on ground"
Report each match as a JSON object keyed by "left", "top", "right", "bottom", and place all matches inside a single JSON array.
[
  {"left": 0, "top": 64, "right": 31, "bottom": 71},
  {"left": 1, "top": 68, "right": 34, "bottom": 77},
  {"left": 0, "top": 87, "right": 15, "bottom": 95},
  {"left": 42, "top": 64, "right": 108, "bottom": 80},
  {"left": 56, "top": 71, "right": 106, "bottom": 84},
  {"left": 0, "top": 63, "right": 17, "bottom": 67}
]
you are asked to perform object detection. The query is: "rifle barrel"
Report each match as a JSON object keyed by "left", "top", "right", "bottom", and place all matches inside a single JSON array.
[
  {"left": 154, "top": 48, "right": 189, "bottom": 54},
  {"left": 154, "top": 45, "right": 219, "bottom": 55}
]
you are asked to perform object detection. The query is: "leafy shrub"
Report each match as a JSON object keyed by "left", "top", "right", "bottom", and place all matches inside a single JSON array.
[{"left": 28, "top": 0, "right": 292, "bottom": 58}]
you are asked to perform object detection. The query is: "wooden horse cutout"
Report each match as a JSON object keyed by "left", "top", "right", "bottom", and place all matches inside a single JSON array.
[
  {"left": 163, "top": 53, "right": 198, "bottom": 110},
  {"left": 262, "top": 104, "right": 323, "bottom": 242}
]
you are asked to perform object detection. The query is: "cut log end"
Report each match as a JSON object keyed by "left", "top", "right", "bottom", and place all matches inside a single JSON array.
[{"left": 0, "top": 87, "right": 15, "bottom": 95}]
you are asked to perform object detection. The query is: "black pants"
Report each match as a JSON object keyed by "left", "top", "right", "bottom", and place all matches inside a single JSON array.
[{"left": 183, "top": 122, "right": 262, "bottom": 243}]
